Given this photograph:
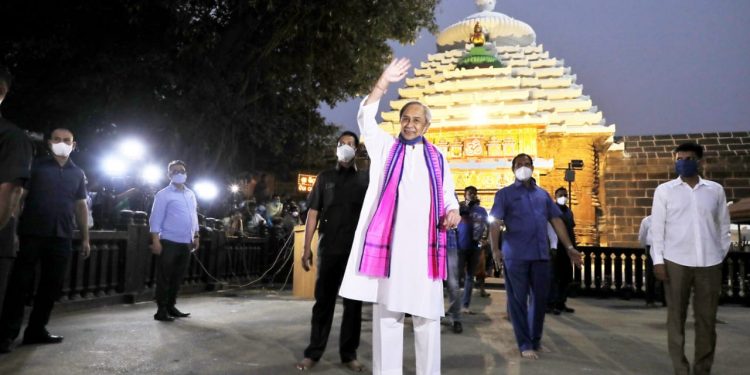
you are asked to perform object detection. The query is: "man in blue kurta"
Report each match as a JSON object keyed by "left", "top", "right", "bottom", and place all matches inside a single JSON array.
[{"left": 489, "top": 153, "right": 582, "bottom": 359}]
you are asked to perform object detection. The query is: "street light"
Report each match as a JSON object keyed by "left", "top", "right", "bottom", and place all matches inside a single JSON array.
[
  {"left": 563, "top": 159, "right": 584, "bottom": 208},
  {"left": 229, "top": 184, "right": 240, "bottom": 193}
]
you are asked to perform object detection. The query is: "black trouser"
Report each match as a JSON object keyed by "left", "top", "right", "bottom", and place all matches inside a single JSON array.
[
  {"left": 304, "top": 252, "right": 362, "bottom": 363},
  {"left": 0, "top": 236, "right": 72, "bottom": 339},
  {"left": 549, "top": 248, "right": 573, "bottom": 308},
  {"left": 0, "top": 257, "right": 14, "bottom": 314},
  {"left": 154, "top": 239, "right": 191, "bottom": 308}
]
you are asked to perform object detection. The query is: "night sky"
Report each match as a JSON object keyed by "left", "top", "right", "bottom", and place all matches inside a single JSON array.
[{"left": 320, "top": 0, "right": 750, "bottom": 136}]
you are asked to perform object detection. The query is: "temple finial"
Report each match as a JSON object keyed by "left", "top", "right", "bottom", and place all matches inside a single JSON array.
[{"left": 474, "top": 0, "right": 496, "bottom": 12}]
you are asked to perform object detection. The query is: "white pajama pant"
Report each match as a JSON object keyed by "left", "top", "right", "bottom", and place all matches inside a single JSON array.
[{"left": 372, "top": 303, "right": 441, "bottom": 375}]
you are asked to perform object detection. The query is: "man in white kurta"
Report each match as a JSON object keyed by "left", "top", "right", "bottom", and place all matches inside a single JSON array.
[{"left": 339, "top": 58, "right": 460, "bottom": 375}]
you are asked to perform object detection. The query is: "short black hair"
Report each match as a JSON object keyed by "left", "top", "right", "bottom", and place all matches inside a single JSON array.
[
  {"left": 167, "top": 160, "right": 187, "bottom": 171},
  {"left": 0, "top": 64, "right": 12, "bottom": 90},
  {"left": 674, "top": 142, "right": 704, "bottom": 159},
  {"left": 511, "top": 153, "right": 534, "bottom": 170},
  {"left": 338, "top": 131, "right": 359, "bottom": 147},
  {"left": 49, "top": 128, "right": 75, "bottom": 140},
  {"left": 464, "top": 185, "right": 477, "bottom": 193},
  {"left": 555, "top": 187, "right": 567, "bottom": 196}
]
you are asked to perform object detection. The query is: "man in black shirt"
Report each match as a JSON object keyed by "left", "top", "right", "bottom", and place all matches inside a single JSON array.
[
  {"left": 0, "top": 65, "right": 33, "bottom": 319},
  {"left": 0, "top": 128, "right": 90, "bottom": 353},
  {"left": 548, "top": 187, "right": 576, "bottom": 314},
  {"left": 296, "top": 131, "right": 368, "bottom": 372}
]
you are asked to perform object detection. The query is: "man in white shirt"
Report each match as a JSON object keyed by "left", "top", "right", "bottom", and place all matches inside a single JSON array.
[{"left": 649, "top": 142, "right": 730, "bottom": 375}]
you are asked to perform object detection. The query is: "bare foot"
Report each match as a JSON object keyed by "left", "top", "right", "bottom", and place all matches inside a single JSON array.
[
  {"left": 521, "top": 350, "right": 539, "bottom": 359},
  {"left": 343, "top": 359, "right": 365, "bottom": 372},
  {"left": 537, "top": 345, "right": 551, "bottom": 353},
  {"left": 296, "top": 358, "right": 317, "bottom": 371}
]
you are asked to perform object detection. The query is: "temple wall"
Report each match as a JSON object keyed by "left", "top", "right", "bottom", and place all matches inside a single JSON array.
[
  {"left": 537, "top": 133, "right": 610, "bottom": 246},
  {"left": 601, "top": 131, "right": 750, "bottom": 247}
]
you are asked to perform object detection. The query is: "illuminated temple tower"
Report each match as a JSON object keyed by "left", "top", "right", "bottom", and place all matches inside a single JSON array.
[{"left": 378, "top": 0, "right": 616, "bottom": 245}]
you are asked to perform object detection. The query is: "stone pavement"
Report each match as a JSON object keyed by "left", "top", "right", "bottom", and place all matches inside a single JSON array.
[{"left": 0, "top": 287, "right": 748, "bottom": 375}]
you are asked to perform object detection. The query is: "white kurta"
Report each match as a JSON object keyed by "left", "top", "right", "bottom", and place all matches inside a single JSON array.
[{"left": 339, "top": 97, "right": 459, "bottom": 320}]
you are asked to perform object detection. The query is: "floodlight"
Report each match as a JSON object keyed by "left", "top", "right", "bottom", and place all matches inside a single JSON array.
[
  {"left": 194, "top": 181, "right": 219, "bottom": 201},
  {"left": 102, "top": 156, "right": 128, "bottom": 177},
  {"left": 142, "top": 164, "right": 162, "bottom": 185},
  {"left": 118, "top": 138, "right": 147, "bottom": 161}
]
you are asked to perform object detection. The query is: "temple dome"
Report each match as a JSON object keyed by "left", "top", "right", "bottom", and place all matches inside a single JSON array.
[{"left": 437, "top": 0, "right": 536, "bottom": 51}]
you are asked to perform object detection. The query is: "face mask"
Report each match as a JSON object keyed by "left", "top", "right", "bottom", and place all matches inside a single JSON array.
[
  {"left": 675, "top": 159, "right": 698, "bottom": 178},
  {"left": 514, "top": 166, "right": 532, "bottom": 181},
  {"left": 556, "top": 197, "right": 567, "bottom": 206},
  {"left": 171, "top": 173, "right": 187, "bottom": 184},
  {"left": 336, "top": 144, "right": 356, "bottom": 163},
  {"left": 51, "top": 142, "right": 73, "bottom": 157}
]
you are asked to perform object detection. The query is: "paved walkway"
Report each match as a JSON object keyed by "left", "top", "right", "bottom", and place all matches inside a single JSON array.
[{"left": 0, "top": 288, "right": 748, "bottom": 374}]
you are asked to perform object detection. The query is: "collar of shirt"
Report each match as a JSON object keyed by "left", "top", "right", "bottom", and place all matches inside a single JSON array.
[
  {"left": 41, "top": 155, "right": 77, "bottom": 169},
  {"left": 336, "top": 162, "right": 358, "bottom": 173},
  {"left": 665, "top": 176, "right": 710, "bottom": 189},
  {"left": 167, "top": 183, "right": 184, "bottom": 192},
  {"left": 511, "top": 179, "right": 538, "bottom": 190}
]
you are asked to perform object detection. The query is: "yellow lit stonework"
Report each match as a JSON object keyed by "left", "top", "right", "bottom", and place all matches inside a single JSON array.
[{"left": 375, "top": 1, "right": 616, "bottom": 245}]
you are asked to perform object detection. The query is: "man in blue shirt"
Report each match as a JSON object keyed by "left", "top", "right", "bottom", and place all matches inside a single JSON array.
[
  {"left": 0, "top": 128, "right": 90, "bottom": 353},
  {"left": 149, "top": 160, "right": 199, "bottom": 322},
  {"left": 489, "top": 153, "right": 582, "bottom": 359},
  {"left": 456, "top": 186, "right": 488, "bottom": 314}
]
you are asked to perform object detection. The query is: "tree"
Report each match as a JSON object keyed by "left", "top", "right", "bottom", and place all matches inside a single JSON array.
[{"left": 0, "top": 0, "right": 438, "bottom": 179}]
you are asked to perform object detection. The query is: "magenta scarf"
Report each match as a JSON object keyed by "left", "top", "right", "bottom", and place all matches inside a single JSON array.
[{"left": 358, "top": 135, "right": 447, "bottom": 280}]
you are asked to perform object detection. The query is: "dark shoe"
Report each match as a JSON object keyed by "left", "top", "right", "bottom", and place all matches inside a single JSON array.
[
  {"left": 22, "top": 332, "right": 63, "bottom": 345},
  {"left": 154, "top": 308, "right": 175, "bottom": 322},
  {"left": 167, "top": 306, "right": 190, "bottom": 318},
  {"left": 552, "top": 308, "right": 562, "bottom": 315},
  {"left": 560, "top": 305, "right": 575, "bottom": 313},
  {"left": 452, "top": 321, "right": 463, "bottom": 334},
  {"left": 0, "top": 338, "right": 13, "bottom": 353}
]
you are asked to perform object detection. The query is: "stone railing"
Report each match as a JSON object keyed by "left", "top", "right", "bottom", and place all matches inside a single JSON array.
[
  {"left": 573, "top": 246, "right": 750, "bottom": 306},
  {"left": 57, "top": 212, "right": 290, "bottom": 307}
]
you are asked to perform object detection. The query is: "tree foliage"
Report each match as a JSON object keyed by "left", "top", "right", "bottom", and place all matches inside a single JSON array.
[{"left": 0, "top": 0, "right": 438, "bottom": 178}]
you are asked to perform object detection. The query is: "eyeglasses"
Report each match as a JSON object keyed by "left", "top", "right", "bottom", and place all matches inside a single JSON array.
[{"left": 400, "top": 116, "right": 424, "bottom": 125}]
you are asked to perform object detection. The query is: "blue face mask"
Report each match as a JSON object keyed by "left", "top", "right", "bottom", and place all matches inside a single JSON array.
[{"left": 675, "top": 159, "right": 698, "bottom": 178}]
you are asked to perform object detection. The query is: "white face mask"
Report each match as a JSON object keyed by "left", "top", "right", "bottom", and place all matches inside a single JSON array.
[
  {"left": 556, "top": 196, "right": 567, "bottom": 206},
  {"left": 336, "top": 144, "right": 356, "bottom": 163},
  {"left": 171, "top": 173, "right": 187, "bottom": 184},
  {"left": 50, "top": 142, "right": 73, "bottom": 157},
  {"left": 514, "top": 166, "right": 532, "bottom": 181}
]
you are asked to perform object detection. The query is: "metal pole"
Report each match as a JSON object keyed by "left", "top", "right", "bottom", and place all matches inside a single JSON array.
[{"left": 568, "top": 162, "right": 573, "bottom": 209}]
